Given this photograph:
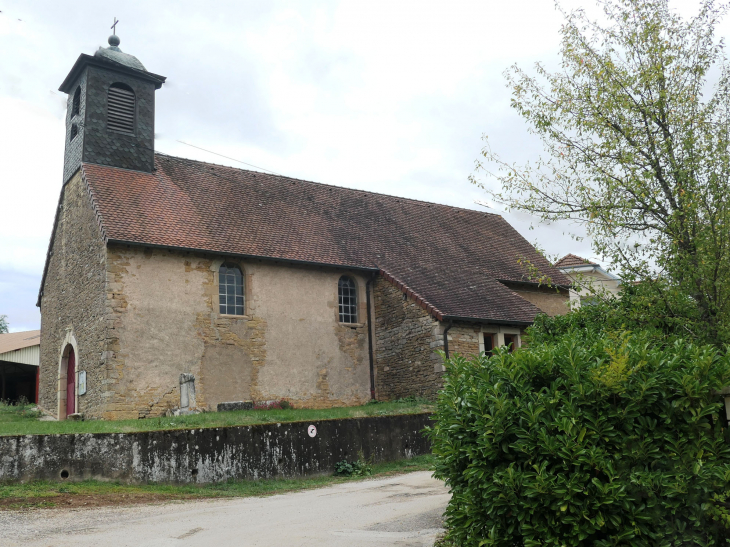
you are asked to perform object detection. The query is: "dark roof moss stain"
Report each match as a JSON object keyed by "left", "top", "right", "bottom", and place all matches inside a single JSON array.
[{"left": 81, "top": 154, "right": 571, "bottom": 324}]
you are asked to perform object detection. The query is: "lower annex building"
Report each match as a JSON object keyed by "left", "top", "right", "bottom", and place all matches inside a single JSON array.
[{"left": 37, "top": 34, "right": 571, "bottom": 420}]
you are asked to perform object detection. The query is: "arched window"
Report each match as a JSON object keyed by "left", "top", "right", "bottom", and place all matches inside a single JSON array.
[
  {"left": 219, "top": 263, "right": 244, "bottom": 315},
  {"left": 108, "top": 83, "right": 136, "bottom": 133},
  {"left": 338, "top": 276, "right": 357, "bottom": 323},
  {"left": 72, "top": 86, "right": 81, "bottom": 117}
]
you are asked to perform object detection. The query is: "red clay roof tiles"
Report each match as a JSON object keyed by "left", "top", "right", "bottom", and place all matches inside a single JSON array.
[
  {"left": 80, "top": 154, "right": 570, "bottom": 324},
  {"left": 555, "top": 253, "right": 597, "bottom": 268}
]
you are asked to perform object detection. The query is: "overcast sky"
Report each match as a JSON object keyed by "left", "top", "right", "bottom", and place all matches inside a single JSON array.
[{"left": 0, "top": 1, "right": 719, "bottom": 332}]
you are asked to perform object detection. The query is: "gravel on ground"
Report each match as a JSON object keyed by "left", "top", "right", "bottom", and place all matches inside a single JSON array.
[{"left": 0, "top": 470, "right": 449, "bottom": 547}]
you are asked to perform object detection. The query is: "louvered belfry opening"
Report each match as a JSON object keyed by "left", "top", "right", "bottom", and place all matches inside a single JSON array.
[{"left": 107, "top": 83, "right": 136, "bottom": 133}]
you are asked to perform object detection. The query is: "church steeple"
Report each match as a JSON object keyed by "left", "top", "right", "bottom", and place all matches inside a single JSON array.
[{"left": 58, "top": 33, "right": 166, "bottom": 182}]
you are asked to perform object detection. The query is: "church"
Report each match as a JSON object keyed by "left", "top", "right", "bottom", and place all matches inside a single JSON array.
[{"left": 37, "top": 34, "right": 571, "bottom": 420}]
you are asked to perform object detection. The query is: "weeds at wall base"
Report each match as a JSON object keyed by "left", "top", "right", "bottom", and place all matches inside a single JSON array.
[{"left": 0, "top": 455, "right": 435, "bottom": 511}]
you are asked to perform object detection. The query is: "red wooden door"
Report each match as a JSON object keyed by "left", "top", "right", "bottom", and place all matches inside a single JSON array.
[{"left": 66, "top": 348, "right": 75, "bottom": 417}]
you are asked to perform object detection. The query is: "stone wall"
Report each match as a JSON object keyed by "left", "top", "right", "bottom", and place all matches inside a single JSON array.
[
  {"left": 373, "top": 279, "right": 444, "bottom": 400},
  {"left": 100, "top": 247, "right": 372, "bottom": 419},
  {"left": 0, "top": 413, "right": 432, "bottom": 484},
  {"left": 39, "top": 170, "right": 108, "bottom": 418},
  {"left": 448, "top": 324, "right": 481, "bottom": 356}
]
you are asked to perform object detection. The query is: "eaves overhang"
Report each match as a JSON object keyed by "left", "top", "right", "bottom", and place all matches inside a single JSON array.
[
  {"left": 558, "top": 264, "right": 621, "bottom": 282},
  {"left": 106, "top": 239, "right": 382, "bottom": 273},
  {"left": 497, "top": 278, "right": 571, "bottom": 291},
  {"left": 440, "top": 314, "right": 534, "bottom": 327},
  {"left": 59, "top": 53, "right": 167, "bottom": 93}
]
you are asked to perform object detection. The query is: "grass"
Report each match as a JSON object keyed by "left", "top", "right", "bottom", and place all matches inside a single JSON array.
[
  {"left": 0, "top": 398, "right": 434, "bottom": 437},
  {"left": 0, "top": 454, "right": 436, "bottom": 510}
]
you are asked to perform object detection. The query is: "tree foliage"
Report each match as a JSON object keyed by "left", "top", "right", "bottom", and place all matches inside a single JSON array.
[
  {"left": 0, "top": 315, "right": 8, "bottom": 334},
  {"left": 528, "top": 278, "right": 711, "bottom": 344},
  {"left": 473, "top": 0, "right": 730, "bottom": 343},
  {"left": 428, "top": 334, "right": 730, "bottom": 546}
]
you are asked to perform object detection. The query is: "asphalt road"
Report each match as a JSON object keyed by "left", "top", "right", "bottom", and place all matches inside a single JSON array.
[{"left": 1, "top": 471, "right": 449, "bottom": 547}]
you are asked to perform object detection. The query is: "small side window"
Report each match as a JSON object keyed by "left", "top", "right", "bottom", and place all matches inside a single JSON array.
[
  {"left": 219, "top": 263, "right": 244, "bottom": 316},
  {"left": 504, "top": 334, "right": 518, "bottom": 352},
  {"left": 72, "top": 86, "right": 81, "bottom": 117},
  {"left": 483, "top": 333, "right": 495, "bottom": 357},
  {"left": 70, "top": 124, "right": 78, "bottom": 141},
  {"left": 338, "top": 276, "right": 357, "bottom": 323}
]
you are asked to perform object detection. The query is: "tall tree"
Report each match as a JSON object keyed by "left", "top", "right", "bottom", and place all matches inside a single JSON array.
[
  {"left": 474, "top": 0, "right": 730, "bottom": 343},
  {"left": 0, "top": 315, "right": 8, "bottom": 334}
]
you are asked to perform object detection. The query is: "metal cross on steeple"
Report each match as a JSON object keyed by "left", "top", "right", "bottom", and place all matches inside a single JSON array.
[{"left": 111, "top": 17, "right": 119, "bottom": 35}]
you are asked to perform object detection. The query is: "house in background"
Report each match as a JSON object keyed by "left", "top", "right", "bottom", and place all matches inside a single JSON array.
[
  {"left": 555, "top": 254, "right": 621, "bottom": 307},
  {"left": 0, "top": 330, "right": 40, "bottom": 403},
  {"left": 37, "top": 34, "right": 572, "bottom": 420}
]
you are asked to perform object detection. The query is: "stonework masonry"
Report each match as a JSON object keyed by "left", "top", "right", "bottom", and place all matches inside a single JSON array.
[
  {"left": 447, "top": 325, "right": 481, "bottom": 356},
  {"left": 40, "top": 193, "right": 374, "bottom": 420},
  {"left": 371, "top": 278, "right": 550, "bottom": 401},
  {"left": 98, "top": 246, "right": 372, "bottom": 419},
  {"left": 39, "top": 170, "right": 108, "bottom": 418},
  {"left": 39, "top": 176, "right": 569, "bottom": 419},
  {"left": 373, "top": 279, "right": 444, "bottom": 400}
]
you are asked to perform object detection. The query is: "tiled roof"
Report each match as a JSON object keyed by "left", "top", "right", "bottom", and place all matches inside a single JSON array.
[
  {"left": 0, "top": 330, "right": 40, "bottom": 355},
  {"left": 555, "top": 254, "right": 597, "bottom": 268},
  {"left": 79, "top": 154, "right": 571, "bottom": 324}
]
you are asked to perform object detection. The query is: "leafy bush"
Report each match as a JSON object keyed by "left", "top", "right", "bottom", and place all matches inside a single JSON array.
[
  {"left": 333, "top": 451, "right": 373, "bottom": 477},
  {"left": 427, "top": 333, "right": 730, "bottom": 546}
]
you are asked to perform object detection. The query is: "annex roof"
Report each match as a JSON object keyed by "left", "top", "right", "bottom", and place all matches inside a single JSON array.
[
  {"left": 75, "top": 154, "right": 570, "bottom": 324},
  {"left": 0, "top": 330, "right": 40, "bottom": 356},
  {"left": 555, "top": 254, "right": 598, "bottom": 269}
]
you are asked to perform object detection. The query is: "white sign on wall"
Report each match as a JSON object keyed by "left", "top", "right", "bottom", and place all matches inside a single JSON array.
[
  {"left": 308, "top": 424, "right": 317, "bottom": 438},
  {"left": 78, "top": 371, "right": 87, "bottom": 396}
]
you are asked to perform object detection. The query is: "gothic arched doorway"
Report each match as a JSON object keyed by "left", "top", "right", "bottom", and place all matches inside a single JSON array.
[{"left": 58, "top": 342, "right": 77, "bottom": 420}]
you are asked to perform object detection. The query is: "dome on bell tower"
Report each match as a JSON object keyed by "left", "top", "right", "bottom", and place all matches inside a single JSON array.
[{"left": 93, "top": 35, "right": 147, "bottom": 72}]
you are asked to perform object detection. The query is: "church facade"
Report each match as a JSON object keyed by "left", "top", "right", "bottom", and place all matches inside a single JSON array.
[{"left": 38, "top": 36, "right": 570, "bottom": 420}]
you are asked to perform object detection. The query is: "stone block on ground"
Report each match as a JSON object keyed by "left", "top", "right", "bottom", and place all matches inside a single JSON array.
[{"left": 218, "top": 401, "right": 254, "bottom": 412}]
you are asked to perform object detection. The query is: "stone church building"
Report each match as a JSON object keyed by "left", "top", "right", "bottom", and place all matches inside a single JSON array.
[{"left": 38, "top": 36, "right": 570, "bottom": 420}]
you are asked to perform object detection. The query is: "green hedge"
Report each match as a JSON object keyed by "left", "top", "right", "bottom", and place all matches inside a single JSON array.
[{"left": 428, "top": 334, "right": 730, "bottom": 546}]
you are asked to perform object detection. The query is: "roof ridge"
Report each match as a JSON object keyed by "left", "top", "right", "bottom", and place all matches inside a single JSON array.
[{"left": 154, "top": 151, "right": 504, "bottom": 217}]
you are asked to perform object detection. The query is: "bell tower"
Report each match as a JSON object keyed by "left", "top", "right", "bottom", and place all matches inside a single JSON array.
[{"left": 58, "top": 33, "right": 166, "bottom": 182}]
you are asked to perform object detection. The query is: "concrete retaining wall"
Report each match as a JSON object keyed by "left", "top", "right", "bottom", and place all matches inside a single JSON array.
[{"left": 0, "top": 413, "right": 432, "bottom": 484}]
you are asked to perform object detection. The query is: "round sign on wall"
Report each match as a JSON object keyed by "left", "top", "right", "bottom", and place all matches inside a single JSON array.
[{"left": 307, "top": 424, "right": 317, "bottom": 438}]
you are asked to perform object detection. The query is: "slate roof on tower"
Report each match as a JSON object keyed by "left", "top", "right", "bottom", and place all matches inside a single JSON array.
[{"left": 65, "top": 154, "right": 570, "bottom": 325}]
